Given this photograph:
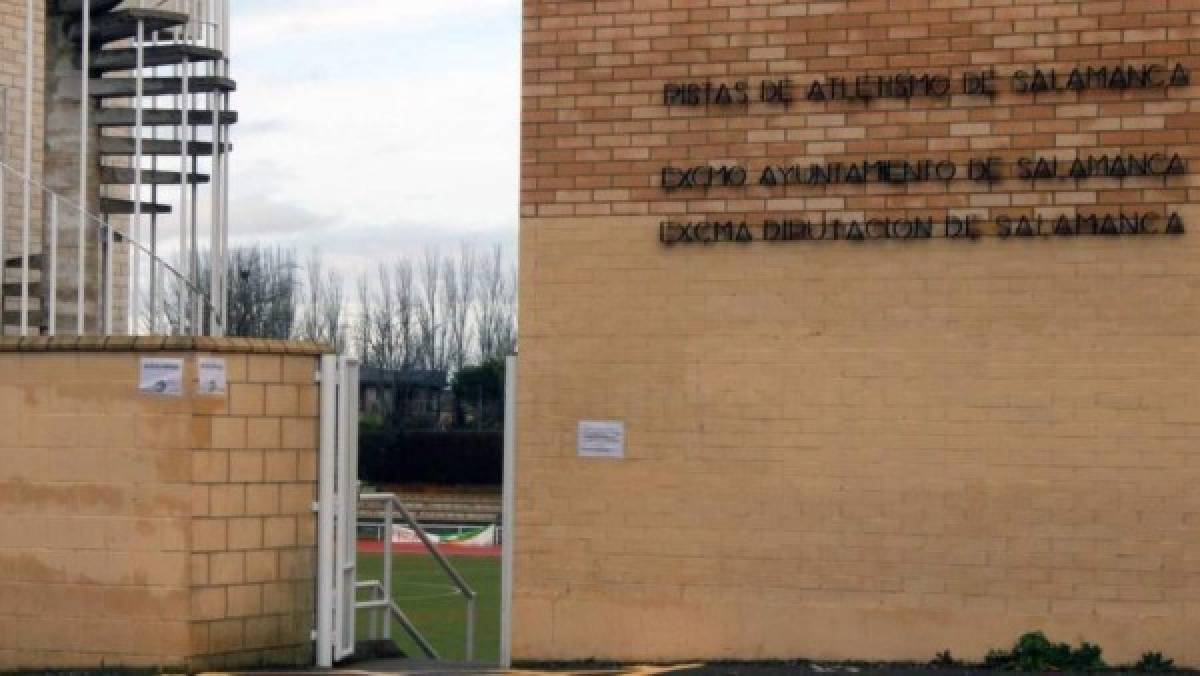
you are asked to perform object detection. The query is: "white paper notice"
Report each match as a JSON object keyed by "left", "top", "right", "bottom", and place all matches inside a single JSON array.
[
  {"left": 139, "top": 357, "right": 184, "bottom": 396},
  {"left": 577, "top": 420, "right": 625, "bottom": 459},
  {"left": 197, "top": 357, "right": 227, "bottom": 395}
]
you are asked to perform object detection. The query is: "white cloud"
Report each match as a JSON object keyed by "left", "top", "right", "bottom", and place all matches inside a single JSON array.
[
  {"left": 225, "top": 0, "right": 520, "bottom": 280},
  {"left": 234, "top": 0, "right": 515, "bottom": 50}
]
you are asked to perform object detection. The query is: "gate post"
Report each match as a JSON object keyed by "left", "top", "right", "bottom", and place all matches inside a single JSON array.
[
  {"left": 315, "top": 355, "right": 338, "bottom": 668},
  {"left": 500, "top": 354, "right": 517, "bottom": 668}
]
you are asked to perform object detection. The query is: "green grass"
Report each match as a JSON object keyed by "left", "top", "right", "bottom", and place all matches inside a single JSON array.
[{"left": 355, "top": 552, "right": 501, "bottom": 664}]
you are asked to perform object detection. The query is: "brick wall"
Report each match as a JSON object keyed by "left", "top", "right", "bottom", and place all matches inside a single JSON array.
[
  {"left": 188, "top": 351, "right": 320, "bottom": 671},
  {"left": 518, "top": 0, "right": 1200, "bottom": 665},
  {"left": 0, "top": 338, "right": 324, "bottom": 670}
]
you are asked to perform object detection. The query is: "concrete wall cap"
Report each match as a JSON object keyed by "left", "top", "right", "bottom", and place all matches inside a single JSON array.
[{"left": 0, "top": 336, "right": 335, "bottom": 355}]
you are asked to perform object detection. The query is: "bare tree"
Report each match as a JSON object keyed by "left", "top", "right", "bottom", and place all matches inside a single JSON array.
[
  {"left": 296, "top": 251, "right": 346, "bottom": 352},
  {"left": 226, "top": 246, "right": 298, "bottom": 339},
  {"left": 393, "top": 258, "right": 416, "bottom": 369},
  {"left": 444, "top": 243, "right": 476, "bottom": 371},
  {"left": 370, "top": 264, "right": 399, "bottom": 369},
  {"left": 475, "top": 244, "right": 516, "bottom": 360},
  {"left": 415, "top": 247, "right": 447, "bottom": 372},
  {"left": 355, "top": 272, "right": 373, "bottom": 364},
  {"left": 149, "top": 245, "right": 298, "bottom": 339}
]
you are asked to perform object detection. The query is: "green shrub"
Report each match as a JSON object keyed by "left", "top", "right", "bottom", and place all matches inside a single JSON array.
[
  {"left": 931, "top": 650, "right": 960, "bottom": 667},
  {"left": 985, "top": 631, "right": 1105, "bottom": 671},
  {"left": 1134, "top": 652, "right": 1175, "bottom": 672}
]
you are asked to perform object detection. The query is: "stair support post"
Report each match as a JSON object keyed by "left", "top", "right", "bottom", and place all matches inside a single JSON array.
[
  {"left": 48, "top": 195, "right": 57, "bottom": 335},
  {"left": 103, "top": 213, "right": 112, "bottom": 334},
  {"left": 131, "top": 18, "right": 145, "bottom": 334},
  {"left": 177, "top": 55, "right": 190, "bottom": 335},
  {"left": 208, "top": 88, "right": 220, "bottom": 336},
  {"left": 21, "top": 0, "right": 33, "bottom": 335},
  {"left": 78, "top": 0, "right": 90, "bottom": 335}
]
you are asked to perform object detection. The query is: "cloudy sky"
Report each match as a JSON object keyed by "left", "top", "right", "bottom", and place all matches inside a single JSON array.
[{"left": 227, "top": 0, "right": 520, "bottom": 272}]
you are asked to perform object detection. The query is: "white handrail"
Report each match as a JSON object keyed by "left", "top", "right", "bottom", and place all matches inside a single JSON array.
[
  {"left": 358, "top": 492, "right": 478, "bottom": 662},
  {"left": 0, "top": 160, "right": 215, "bottom": 335}
]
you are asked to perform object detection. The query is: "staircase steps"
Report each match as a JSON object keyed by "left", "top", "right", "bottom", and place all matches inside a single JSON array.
[
  {"left": 1, "top": 282, "right": 43, "bottom": 297},
  {"left": 98, "top": 136, "right": 232, "bottom": 156},
  {"left": 91, "top": 76, "right": 236, "bottom": 99},
  {"left": 100, "top": 166, "right": 209, "bottom": 186},
  {"left": 3, "top": 254, "right": 44, "bottom": 270},
  {"left": 87, "top": 44, "right": 225, "bottom": 73},
  {"left": 66, "top": 8, "right": 189, "bottom": 45},
  {"left": 99, "top": 197, "right": 172, "bottom": 215},
  {"left": 52, "top": 0, "right": 124, "bottom": 15},
  {"left": 1, "top": 311, "right": 45, "bottom": 327},
  {"left": 93, "top": 107, "right": 238, "bottom": 127}
]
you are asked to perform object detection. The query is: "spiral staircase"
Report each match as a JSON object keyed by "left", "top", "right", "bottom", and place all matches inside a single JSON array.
[{"left": 1, "top": 0, "right": 235, "bottom": 336}]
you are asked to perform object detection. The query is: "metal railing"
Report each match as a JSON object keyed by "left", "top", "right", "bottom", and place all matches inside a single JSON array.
[
  {"left": 356, "top": 493, "right": 478, "bottom": 662},
  {"left": 0, "top": 160, "right": 214, "bottom": 336}
]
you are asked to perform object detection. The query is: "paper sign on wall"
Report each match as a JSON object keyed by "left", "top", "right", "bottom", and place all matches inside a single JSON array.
[
  {"left": 138, "top": 357, "right": 184, "bottom": 396},
  {"left": 578, "top": 420, "right": 625, "bottom": 459},
  {"left": 197, "top": 357, "right": 227, "bottom": 395}
]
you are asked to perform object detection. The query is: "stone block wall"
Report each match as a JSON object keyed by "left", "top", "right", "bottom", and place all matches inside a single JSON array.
[{"left": 0, "top": 337, "right": 326, "bottom": 670}]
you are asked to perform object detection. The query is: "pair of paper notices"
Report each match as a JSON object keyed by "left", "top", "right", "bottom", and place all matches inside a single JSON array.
[{"left": 139, "top": 356, "right": 227, "bottom": 396}]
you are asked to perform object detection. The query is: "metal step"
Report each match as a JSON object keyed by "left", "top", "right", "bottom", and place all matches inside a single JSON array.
[
  {"left": 66, "top": 8, "right": 189, "bottom": 45},
  {"left": 98, "top": 136, "right": 232, "bottom": 156},
  {"left": 3, "top": 254, "right": 44, "bottom": 270},
  {"left": 93, "top": 107, "right": 238, "bottom": 127},
  {"left": 101, "top": 166, "right": 209, "bottom": 186},
  {"left": 1, "top": 282, "right": 43, "bottom": 297},
  {"left": 99, "top": 197, "right": 172, "bottom": 215},
  {"left": 87, "top": 44, "right": 225, "bottom": 73},
  {"left": 52, "top": 0, "right": 123, "bottom": 15},
  {"left": 1, "top": 312, "right": 45, "bottom": 327},
  {"left": 91, "top": 76, "right": 237, "bottom": 99}
]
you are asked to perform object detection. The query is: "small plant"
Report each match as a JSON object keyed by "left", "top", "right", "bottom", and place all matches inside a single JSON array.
[
  {"left": 931, "top": 650, "right": 961, "bottom": 667},
  {"left": 985, "top": 631, "right": 1106, "bottom": 671},
  {"left": 1135, "top": 652, "right": 1175, "bottom": 672}
]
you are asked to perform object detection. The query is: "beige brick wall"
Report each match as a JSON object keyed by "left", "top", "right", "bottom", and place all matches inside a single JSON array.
[
  {"left": 0, "top": 339, "right": 323, "bottom": 670},
  {"left": 188, "top": 352, "right": 320, "bottom": 671},
  {"left": 518, "top": 0, "right": 1200, "bottom": 665}
]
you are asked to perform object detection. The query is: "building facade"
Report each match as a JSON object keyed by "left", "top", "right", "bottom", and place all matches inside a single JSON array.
[{"left": 518, "top": 0, "right": 1200, "bottom": 664}]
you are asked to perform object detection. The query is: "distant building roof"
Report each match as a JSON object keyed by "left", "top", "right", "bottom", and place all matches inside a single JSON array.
[{"left": 359, "top": 366, "right": 447, "bottom": 389}]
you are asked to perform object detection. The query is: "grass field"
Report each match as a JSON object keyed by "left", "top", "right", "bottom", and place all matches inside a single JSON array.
[{"left": 355, "top": 552, "right": 501, "bottom": 663}]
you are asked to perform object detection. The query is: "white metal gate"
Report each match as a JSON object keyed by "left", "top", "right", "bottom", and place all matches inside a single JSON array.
[
  {"left": 314, "top": 353, "right": 515, "bottom": 667},
  {"left": 316, "top": 355, "right": 359, "bottom": 667}
]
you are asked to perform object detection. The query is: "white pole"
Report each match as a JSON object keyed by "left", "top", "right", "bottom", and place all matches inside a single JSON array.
[
  {"left": 383, "top": 499, "right": 393, "bottom": 641},
  {"left": 150, "top": 31, "right": 160, "bottom": 335},
  {"left": 21, "top": 0, "right": 33, "bottom": 335},
  {"left": 103, "top": 213, "right": 112, "bottom": 333},
  {"left": 132, "top": 19, "right": 145, "bottom": 334},
  {"left": 178, "top": 56, "right": 191, "bottom": 333},
  {"left": 220, "top": 0, "right": 230, "bottom": 332},
  {"left": 316, "top": 355, "right": 338, "bottom": 668},
  {"left": 47, "top": 195, "right": 57, "bottom": 335},
  {"left": 208, "top": 93, "right": 219, "bottom": 336},
  {"left": 1, "top": 88, "right": 7, "bottom": 337},
  {"left": 500, "top": 354, "right": 518, "bottom": 668},
  {"left": 78, "top": 0, "right": 90, "bottom": 334}
]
